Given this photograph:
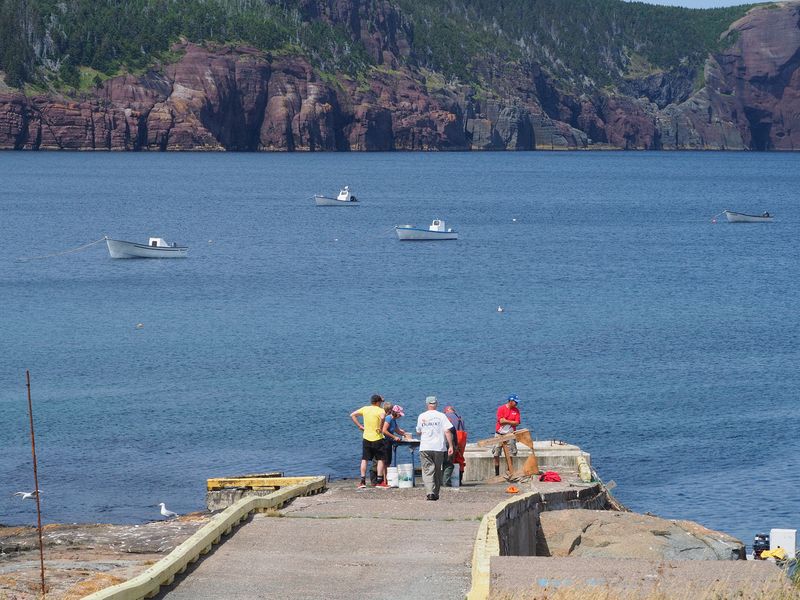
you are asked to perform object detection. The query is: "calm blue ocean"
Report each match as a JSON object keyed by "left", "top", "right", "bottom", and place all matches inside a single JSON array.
[{"left": 1, "top": 151, "right": 797, "bottom": 546}]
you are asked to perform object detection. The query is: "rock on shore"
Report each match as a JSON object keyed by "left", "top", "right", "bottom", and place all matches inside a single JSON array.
[
  {"left": 538, "top": 509, "right": 746, "bottom": 560},
  {"left": 0, "top": 516, "right": 208, "bottom": 599}
]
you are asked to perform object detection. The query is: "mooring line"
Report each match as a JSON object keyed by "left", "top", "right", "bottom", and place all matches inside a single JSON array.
[{"left": 16, "top": 236, "right": 107, "bottom": 262}]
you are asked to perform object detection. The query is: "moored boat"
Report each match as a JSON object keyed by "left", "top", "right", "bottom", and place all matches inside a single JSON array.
[
  {"left": 314, "top": 186, "right": 359, "bottom": 206},
  {"left": 105, "top": 236, "right": 188, "bottom": 259},
  {"left": 395, "top": 219, "right": 458, "bottom": 241},
  {"left": 724, "top": 210, "right": 774, "bottom": 223}
]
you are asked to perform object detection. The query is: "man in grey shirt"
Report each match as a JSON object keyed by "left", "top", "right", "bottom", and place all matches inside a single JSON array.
[{"left": 416, "top": 396, "right": 454, "bottom": 501}]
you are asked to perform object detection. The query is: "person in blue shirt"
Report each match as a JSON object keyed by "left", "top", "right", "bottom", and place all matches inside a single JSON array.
[{"left": 381, "top": 404, "right": 407, "bottom": 467}]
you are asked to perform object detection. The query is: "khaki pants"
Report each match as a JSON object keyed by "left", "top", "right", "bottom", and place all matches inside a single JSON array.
[{"left": 420, "top": 450, "right": 445, "bottom": 497}]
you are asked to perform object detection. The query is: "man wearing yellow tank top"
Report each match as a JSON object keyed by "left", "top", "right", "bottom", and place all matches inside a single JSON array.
[{"left": 350, "top": 394, "right": 389, "bottom": 488}]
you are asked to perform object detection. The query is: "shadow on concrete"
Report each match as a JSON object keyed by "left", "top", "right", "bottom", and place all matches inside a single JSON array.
[{"left": 535, "top": 519, "right": 551, "bottom": 557}]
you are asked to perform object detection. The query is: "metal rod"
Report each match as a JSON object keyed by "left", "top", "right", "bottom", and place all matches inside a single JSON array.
[{"left": 26, "top": 370, "right": 46, "bottom": 598}]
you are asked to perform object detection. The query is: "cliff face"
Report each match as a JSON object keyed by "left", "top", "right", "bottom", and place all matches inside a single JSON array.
[
  {"left": 652, "top": 1, "right": 800, "bottom": 151},
  {"left": 1, "top": 2, "right": 798, "bottom": 151},
  {"left": 711, "top": 2, "right": 800, "bottom": 150},
  {"left": 0, "top": 43, "right": 574, "bottom": 151}
]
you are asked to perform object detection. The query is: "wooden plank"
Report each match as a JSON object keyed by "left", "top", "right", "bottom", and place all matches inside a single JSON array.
[
  {"left": 475, "top": 428, "right": 530, "bottom": 447},
  {"left": 206, "top": 476, "right": 322, "bottom": 491},
  {"left": 228, "top": 471, "right": 283, "bottom": 479},
  {"left": 502, "top": 442, "right": 514, "bottom": 473}
]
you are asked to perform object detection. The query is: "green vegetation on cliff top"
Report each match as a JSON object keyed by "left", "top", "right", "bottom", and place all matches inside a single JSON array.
[
  {"left": 0, "top": 0, "right": 372, "bottom": 89},
  {"left": 0, "top": 0, "right": 753, "bottom": 92},
  {"left": 398, "top": 0, "right": 752, "bottom": 86}
]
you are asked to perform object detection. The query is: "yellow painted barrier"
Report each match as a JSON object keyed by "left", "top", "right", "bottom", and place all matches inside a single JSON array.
[
  {"left": 84, "top": 476, "right": 326, "bottom": 600},
  {"left": 206, "top": 476, "right": 322, "bottom": 490},
  {"left": 467, "top": 491, "right": 538, "bottom": 600}
]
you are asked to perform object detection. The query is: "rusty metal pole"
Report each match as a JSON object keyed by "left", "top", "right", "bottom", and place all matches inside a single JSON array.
[{"left": 25, "top": 370, "right": 46, "bottom": 599}]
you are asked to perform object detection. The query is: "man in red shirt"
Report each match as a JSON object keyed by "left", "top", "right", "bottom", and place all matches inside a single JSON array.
[{"left": 492, "top": 394, "right": 521, "bottom": 476}]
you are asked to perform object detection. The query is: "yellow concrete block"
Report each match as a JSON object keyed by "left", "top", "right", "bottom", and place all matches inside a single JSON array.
[{"left": 206, "top": 476, "right": 321, "bottom": 491}]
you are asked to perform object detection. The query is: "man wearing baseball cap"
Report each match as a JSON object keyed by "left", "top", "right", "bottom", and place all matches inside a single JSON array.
[
  {"left": 350, "top": 394, "right": 388, "bottom": 488},
  {"left": 492, "top": 394, "right": 521, "bottom": 477},
  {"left": 416, "top": 396, "right": 454, "bottom": 501}
]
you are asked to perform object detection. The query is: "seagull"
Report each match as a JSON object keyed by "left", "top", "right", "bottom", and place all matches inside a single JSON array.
[
  {"left": 158, "top": 502, "right": 178, "bottom": 519},
  {"left": 135, "top": 323, "right": 144, "bottom": 329},
  {"left": 497, "top": 306, "right": 505, "bottom": 313},
  {"left": 13, "top": 490, "right": 41, "bottom": 500}
]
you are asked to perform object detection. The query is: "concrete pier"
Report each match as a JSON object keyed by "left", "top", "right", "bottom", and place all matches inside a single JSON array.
[
  {"left": 159, "top": 479, "right": 610, "bottom": 600},
  {"left": 70, "top": 443, "right": 784, "bottom": 600},
  {"left": 463, "top": 440, "right": 588, "bottom": 483}
]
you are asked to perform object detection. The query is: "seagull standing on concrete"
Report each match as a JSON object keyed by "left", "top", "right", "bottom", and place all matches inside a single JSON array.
[
  {"left": 159, "top": 502, "right": 178, "bottom": 519},
  {"left": 13, "top": 490, "right": 41, "bottom": 500}
]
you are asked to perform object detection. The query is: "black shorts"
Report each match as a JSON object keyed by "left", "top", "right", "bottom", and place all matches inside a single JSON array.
[
  {"left": 362, "top": 439, "right": 384, "bottom": 461},
  {"left": 382, "top": 438, "right": 395, "bottom": 463}
]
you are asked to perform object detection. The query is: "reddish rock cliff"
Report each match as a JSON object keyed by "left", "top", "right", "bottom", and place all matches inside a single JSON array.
[
  {"left": 0, "top": 3, "right": 798, "bottom": 151},
  {"left": 0, "top": 43, "right": 558, "bottom": 151}
]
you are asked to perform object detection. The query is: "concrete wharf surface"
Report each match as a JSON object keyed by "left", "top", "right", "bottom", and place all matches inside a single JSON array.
[
  {"left": 146, "top": 475, "right": 786, "bottom": 600},
  {"left": 491, "top": 557, "right": 786, "bottom": 598},
  {"left": 157, "top": 479, "right": 546, "bottom": 600}
]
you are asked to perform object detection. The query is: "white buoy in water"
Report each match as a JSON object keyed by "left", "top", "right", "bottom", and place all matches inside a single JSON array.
[
  {"left": 135, "top": 323, "right": 144, "bottom": 329},
  {"left": 512, "top": 218, "right": 517, "bottom": 222}
]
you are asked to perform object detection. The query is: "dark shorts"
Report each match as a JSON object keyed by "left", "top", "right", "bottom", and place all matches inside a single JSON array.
[
  {"left": 362, "top": 439, "right": 384, "bottom": 462},
  {"left": 382, "top": 438, "right": 395, "bottom": 463}
]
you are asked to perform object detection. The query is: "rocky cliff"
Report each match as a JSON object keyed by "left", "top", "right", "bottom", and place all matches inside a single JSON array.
[{"left": 1, "top": 2, "right": 798, "bottom": 151}]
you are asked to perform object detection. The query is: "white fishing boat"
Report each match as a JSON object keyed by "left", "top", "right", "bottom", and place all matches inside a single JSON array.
[
  {"left": 105, "top": 236, "right": 188, "bottom": 259},
  {"left": 314, "top": 186, "right": 359, "bottom": 206},
  {"left": 724, "top": 210, "right": 774, "bottom": 223},
  {"left": 395, "top": 219, "right": 458, "bottom": 241}
]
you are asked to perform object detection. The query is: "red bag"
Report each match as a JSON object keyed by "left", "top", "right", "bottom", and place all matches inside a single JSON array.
[
  {"left": 539, "top": 471, "right": 561, "bottom": 482},
  {"left": 454, "top": 430, "right": 467, "bottom": 467}
]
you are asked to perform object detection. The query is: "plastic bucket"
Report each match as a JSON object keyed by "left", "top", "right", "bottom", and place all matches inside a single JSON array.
[
  {"left": 386, "top": 466, "right": 399, "bottom": 488},
  {"left": 450, "top": 469, "right": 460, "bottom": 488},
  {"left": 397, "top": 463, "right": 413, "bottom": 488}
]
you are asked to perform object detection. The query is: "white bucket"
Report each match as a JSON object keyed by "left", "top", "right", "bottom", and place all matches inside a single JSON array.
[
  {"left": 450, "top": 469, "right": 460, "bottom": 488},
  {"left": 386, "top": 466, "right": 399, "bottom": 488},
  {"left": 397, "top": 463, "right": 413, "bottom": 488}
]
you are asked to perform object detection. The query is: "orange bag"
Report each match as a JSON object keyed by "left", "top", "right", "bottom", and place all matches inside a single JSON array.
[{"left": 454, "top": 430, "right": 467, "bottom": 467}]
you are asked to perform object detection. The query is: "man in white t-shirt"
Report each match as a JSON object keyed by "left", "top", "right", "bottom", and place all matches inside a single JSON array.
[{"left": 415, "top": 396, "right": 454, "bottom": 501}]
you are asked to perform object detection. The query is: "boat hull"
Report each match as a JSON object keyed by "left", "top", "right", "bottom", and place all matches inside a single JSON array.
[
  {"left": 724, "top": 211, "right": 773, "bottom": 223},
  {"left": 395, "top": 227, "right": 458, "bottom": 241},
  {"left": 314, "top": 195, "right": 359, "bottom": 206},
  {"left": 105, "top": 238, "right": 188, "bottom": 259}
]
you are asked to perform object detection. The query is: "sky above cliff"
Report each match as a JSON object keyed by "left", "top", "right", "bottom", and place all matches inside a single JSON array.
[{"left": 633, "top": 0, "right": 762, "bottom": 5}]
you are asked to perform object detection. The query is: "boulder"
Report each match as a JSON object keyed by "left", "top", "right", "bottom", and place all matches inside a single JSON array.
[{"left": 537, "top": 509, "right": 745, "bottom": 561}]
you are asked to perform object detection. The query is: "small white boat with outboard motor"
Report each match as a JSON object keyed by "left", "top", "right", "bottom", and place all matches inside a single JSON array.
[
  {"left": 105, "top": 236, "right": 188, "bottom": 258},
  {"left": 314, "top": 186, "right": 359, "bottom": 206},
  {"left": 395, "top": 219, "right": 458, "bottom": 241},
  {"left": 723, "top": 210, "right": 774, "bottom": 223}
]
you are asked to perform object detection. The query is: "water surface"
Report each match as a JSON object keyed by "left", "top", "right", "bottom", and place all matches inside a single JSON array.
[{"left": 1, "top": 151, "right": 797, "bottom": 548}]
